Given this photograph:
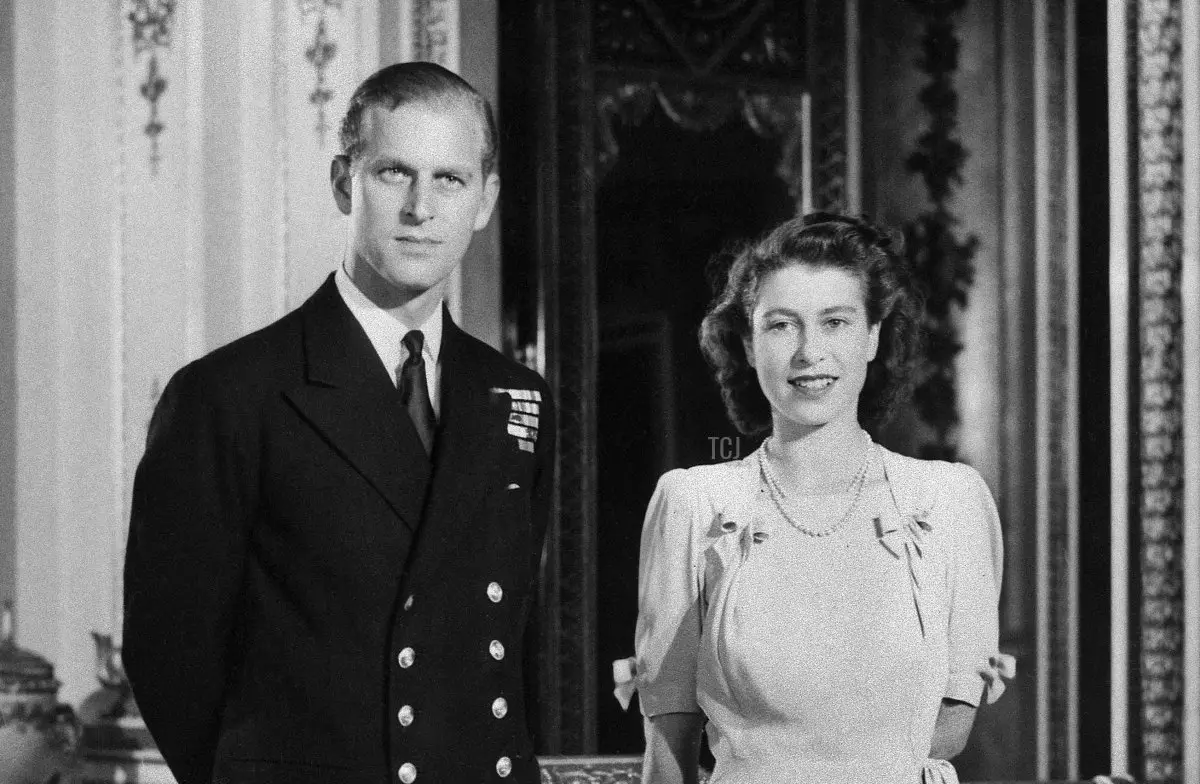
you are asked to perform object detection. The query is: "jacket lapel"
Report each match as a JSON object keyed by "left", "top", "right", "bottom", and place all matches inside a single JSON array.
[
  {"left": 407, "top": 312, "right": 510, "bottom": 575},
  {"left": 283, "top": 275, "right": 430, "bottom": 531}
]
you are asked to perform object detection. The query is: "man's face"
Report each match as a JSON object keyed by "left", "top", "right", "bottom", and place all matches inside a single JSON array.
[{"left": 332, "top": 99, "right": 499, "bottom": 299}]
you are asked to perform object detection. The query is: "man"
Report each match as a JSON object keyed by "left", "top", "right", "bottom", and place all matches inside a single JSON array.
[{"left": 123, "top": 62, "right": 554, "bottom": 784}]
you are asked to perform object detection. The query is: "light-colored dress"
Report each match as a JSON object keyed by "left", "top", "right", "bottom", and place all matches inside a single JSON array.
[{"left": 634, "top": 444, "right": 1009, "bottom": 784}]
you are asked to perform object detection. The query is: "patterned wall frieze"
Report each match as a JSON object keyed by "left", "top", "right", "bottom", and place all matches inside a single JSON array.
[
  {"left": 126, "top": 0, "right": 176, "bottom": 173},
  {"left": 298, "top": 0, "right": 344, "bottom": 142},
  {"left": 1134, "top": 1, "right": 1185, "bottom": 781}
]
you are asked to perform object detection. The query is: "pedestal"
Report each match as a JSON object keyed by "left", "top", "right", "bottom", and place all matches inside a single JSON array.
[{"left": 72, "top": 717, "right": 175, "bottom": 784}]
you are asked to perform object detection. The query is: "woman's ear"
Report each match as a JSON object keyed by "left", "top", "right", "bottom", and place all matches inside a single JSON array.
[
  {"left": 867, "top": 321, "right": 881, "bottom": 361},
  {"left": 743, "top": 335, "right": 756, "bottom": 368}
]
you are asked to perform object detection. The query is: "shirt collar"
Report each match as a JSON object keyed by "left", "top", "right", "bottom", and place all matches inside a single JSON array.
[{"left": 334, "top": 265, "right": 443, "bottom": 368}]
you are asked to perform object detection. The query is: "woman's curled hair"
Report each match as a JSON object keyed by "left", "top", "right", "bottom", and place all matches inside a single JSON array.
[{"left": 699, "top": 212, "right": 925, "bottom": 436}]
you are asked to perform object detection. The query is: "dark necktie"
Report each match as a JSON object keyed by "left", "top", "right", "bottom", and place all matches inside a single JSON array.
[{"left": 398, "top": 330, "right": 436, "bottom": 455}]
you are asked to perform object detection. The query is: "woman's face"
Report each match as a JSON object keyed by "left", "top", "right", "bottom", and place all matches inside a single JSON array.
[{"left": 745, "top": 263, "right": 880, "bottom": 435}]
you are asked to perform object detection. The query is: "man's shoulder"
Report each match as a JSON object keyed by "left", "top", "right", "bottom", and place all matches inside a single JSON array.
[{"left": 167, "top": 307, "right": 305, "bottom": 407}]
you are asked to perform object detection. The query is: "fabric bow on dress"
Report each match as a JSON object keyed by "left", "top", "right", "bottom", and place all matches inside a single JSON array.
[
  {"left": 613, "top": 656, "right": 638, "bottom": 712},
  {"left": 922, "top": 758, "right": 961, "bottom": 784},
  {"left": 874, "top": 510, "right": 1017, "bottom": 704},
  {"left": 875, "top": 512, "right": 933, "bottom": 638},
  {"left": 615, "top": 507, "right": 769, "bottom": 713}
]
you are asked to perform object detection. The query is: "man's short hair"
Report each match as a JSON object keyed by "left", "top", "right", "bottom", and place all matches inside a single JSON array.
[{"left": 339, "top": 61, "right": 498, "bottom": 176}]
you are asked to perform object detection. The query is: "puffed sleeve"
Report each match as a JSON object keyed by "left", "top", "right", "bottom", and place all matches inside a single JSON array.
[
  {"left": 943, "top": 463, "right": 1006, "bottom": 707},
  {"left": 634, "top": 468, "right": 706, "bottom": 716}
]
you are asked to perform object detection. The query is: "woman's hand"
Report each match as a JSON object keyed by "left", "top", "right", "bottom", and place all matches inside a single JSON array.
[
  {"left": 643, "top": 712, "right": 704, "bottom": 784},
  {"left": 929, "top": 698, "right": 978, "bottom": 760}
]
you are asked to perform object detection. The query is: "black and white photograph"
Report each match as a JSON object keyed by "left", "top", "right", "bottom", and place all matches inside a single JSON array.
[{"left": 0, "top": 2, "right": 1198, "bottom": 783}]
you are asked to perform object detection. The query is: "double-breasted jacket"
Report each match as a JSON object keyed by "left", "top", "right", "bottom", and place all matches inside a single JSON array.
[{"left": 123, "top": 275, "right": 555, "bottom": 784}]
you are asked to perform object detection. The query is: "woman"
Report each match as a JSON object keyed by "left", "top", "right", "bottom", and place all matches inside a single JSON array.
[{"left": 630, "top": 214, "right": 1012, "bottom": 783}]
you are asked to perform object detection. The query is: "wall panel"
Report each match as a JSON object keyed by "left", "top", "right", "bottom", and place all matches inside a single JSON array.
[
  {"left": 0, "top": 0, "right": 17, "bottom": 613},
  {"left": 283, "top": 0, "right": 379, "bottom": 308}
]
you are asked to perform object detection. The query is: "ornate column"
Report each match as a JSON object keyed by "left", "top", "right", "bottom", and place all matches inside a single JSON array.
[{"left": 1110, "top": 1, "right": 1198, "bottom": 782}]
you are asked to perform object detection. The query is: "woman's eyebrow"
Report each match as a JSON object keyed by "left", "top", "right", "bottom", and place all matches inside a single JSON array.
[
  {"left": 759, "top": 304, "right": 862, "bottom": 318},
  {"left": 818, "top": 304, "right": 862, "bottom": 316}
]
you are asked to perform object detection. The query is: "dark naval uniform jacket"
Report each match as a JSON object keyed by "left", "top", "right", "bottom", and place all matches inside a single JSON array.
[{"left": 123, "top": 274, "right": 555, "bottom": 784}]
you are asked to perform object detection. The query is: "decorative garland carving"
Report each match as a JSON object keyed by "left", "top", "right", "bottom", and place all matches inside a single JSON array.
[
  {"left": 592, "top": 1, "right": 808, "bottom": 198},
  {"left": 902, "top": 0, "right": 978, "bottom": 461},
  {"left": 538, "top": 756, "right": 711, "bottom": 783},
  {"left": 298, "top": 0, "right": 344, "bottom": 143},
  {"left": 126, "top": 0, "right": 176, "bottom": 174},
  {"left": 1134, "top": 1, "right": 1185, "bottom": 781},
  {"left": 594, "top": 82, "right": 807, "bottom": 201},
  {"left": 594, "top": 0, "right": 801, "bottom": 77},
  {"left": 410, "top": 0, "right": 458, "bottom": 65}
]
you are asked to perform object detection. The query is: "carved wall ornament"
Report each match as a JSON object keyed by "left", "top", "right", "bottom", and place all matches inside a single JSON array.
[
  {"left": 126, "top": 0, "right": 177, "bottom": 174},
  {"left": 900, "top": 0, "right": 977, "bottom": 461},
  {"left": 1134, "top": 1, "right": 1185, "bottom": 780},
  {"left": 538, "top": 755, "right": 710, "bottom": 783},
  {"left": 298, "top": 0, "right": 344, "bottom": 143},
  {"left": 594, "top": 80, "right": 808, "bottom": 202},
  {"left": 592, "top": 0, "right": 814, "bottom": 202},
  {"left": 594, "top": 0, "right": 802, "bottom": 78},
  {"left": 409, "top": 0, "right": 458, "bottom": 66}
]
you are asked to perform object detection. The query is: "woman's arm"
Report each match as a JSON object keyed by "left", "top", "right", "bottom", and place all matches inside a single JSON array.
[
  {"left": 643, "top": 712, "right": 704, "bottom": 784},
  {"left": 928, "top": 698, "right": 978, "bottom": 760}
]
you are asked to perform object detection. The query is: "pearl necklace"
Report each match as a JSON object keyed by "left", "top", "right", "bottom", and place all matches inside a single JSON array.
[{"left": 757, "top": 435, "right": 875, "bottom": 537}]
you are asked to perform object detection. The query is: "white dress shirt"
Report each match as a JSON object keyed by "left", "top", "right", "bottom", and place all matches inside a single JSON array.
[{"left": 334, "top": 265, "right": 443, "bottom": 418}]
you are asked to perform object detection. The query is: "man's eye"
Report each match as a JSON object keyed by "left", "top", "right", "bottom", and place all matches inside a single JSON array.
[
  {"left": 439, "top": 174, "right": 466, "bottom": 188},
  {"left": 379, "top": 167, "right": 410, "bottom": 181},
  {"left": 826, "top": 318, "right": 848, "bottom": 329}
]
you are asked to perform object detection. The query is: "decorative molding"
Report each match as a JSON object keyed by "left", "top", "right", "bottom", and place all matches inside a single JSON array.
[
  {"left": 1134, "top": 1, "right": 1186, "bottom": 781},
  {"left": 844, "top": 0, "right": 860, "bottom": 214},
  {"left": 593, "top": 81, "right": 808, "bottom": 200},
  {"left": 1178, "top": 0, "right": 1200, "bottom": 781},
  {"left": 538, "top": 755, "right": 708, "bottom": 783},
  {"left": 806, "top": 0, "right": 846, "bottom": 212},
  {"left": 593, "top": 0, "right": 802, "bottom": 79},
  {"left": 298, "top": 0, "right": 344, "bottom": 142},
  {"left": 409, "top": 0, "right": 460, "bottom": 67},
  {"left": 125, "top": 0, "right": 176, "bottom": 173},
  {"left": 1107, "top": 0, "right": 1132, "bottom": 772},
  {"left": 1032, "top": 2, "right": 1079, "bottom": 778},
  {"left": 901, "top": 0, "right": 977, "bottom": 461},
  {"left": 591, "top": 1, "right": 811, "bottom": 198}
]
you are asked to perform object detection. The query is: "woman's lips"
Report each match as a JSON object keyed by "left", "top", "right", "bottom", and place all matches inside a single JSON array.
[{"left": 788, "top": 375, "right": 837, "bottom": 394}]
